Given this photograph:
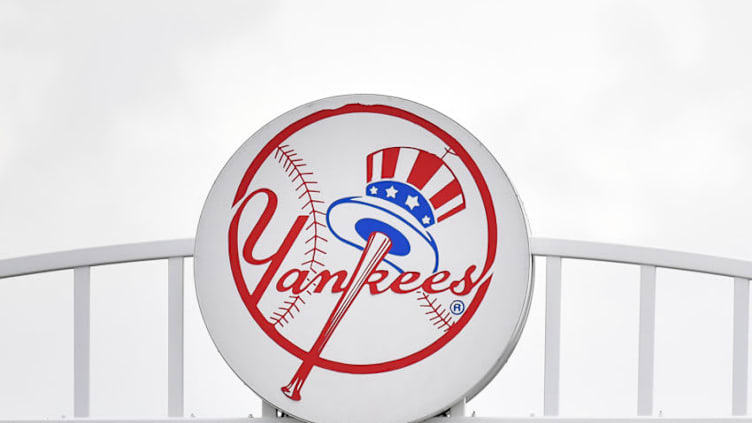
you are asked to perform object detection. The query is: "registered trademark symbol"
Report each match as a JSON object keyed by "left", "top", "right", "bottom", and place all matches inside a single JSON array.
[{"left": 450, "top": 300, "right": 465, "bottom": 315}]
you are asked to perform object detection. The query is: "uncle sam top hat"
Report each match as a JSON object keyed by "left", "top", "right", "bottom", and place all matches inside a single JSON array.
[{"left": 326, "top": 147, "right": 466, "bottom": 274}]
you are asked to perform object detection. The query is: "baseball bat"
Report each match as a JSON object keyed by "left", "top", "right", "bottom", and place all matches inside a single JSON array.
[{"left": 281, "top": 231, "right": 392, "bottom": 401}]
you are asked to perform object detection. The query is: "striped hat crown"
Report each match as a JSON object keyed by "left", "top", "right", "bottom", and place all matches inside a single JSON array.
[{"left": 365, "top": 147, "right": 465, "bottom": 228}]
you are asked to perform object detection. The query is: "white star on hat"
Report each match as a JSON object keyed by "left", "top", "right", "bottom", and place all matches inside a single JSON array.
[
  {"left": 405, "top": 195, "right": 419, "bottom": 210},
  {"left": 422, "top": 215, "right": 431, "bottom": 225},
  {"left": 369, "top": 186, "right": 378, "bottom": 195},
  {"left": 385, "top": 185, "right": 398, "bottom": 198}
]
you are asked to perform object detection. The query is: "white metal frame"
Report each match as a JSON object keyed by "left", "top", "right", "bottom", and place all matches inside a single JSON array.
[{"left": 1, "top": 237, "right": 751, "bottom": 421}]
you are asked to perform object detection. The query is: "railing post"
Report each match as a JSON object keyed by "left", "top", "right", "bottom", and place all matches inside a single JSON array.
[
  {"left": 638, "top": 265, "right": 656, "bottom": 416},
  {"left": 449, "top": 398, "right": 466, "bottom": 417},
  {"left": 168, "top": 257, "right": 185, "bottom": 417},
  {"left": 544, "top": 256, "right": 562, "bottom": 416},
  {"left": 74, "top": 266, "right": 90, "bottom": 418},
  {"left": 262, "top": 401, "right": 278, "bottom": 418},
  {"left": 733, "top": 277, "right": 749, "bottom": 416}
]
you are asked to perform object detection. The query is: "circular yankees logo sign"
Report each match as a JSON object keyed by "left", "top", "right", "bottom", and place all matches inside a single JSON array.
[{"left": 194, "top": 95, "right": 532, "bottom": 423}]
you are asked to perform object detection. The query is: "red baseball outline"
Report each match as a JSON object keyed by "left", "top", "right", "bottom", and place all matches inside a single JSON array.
[{"left": 228, "top": 103, "right": 497, "bottom": 374}]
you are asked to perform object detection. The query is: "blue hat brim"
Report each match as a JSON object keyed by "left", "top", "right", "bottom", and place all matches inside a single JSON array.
[{"left": 326, "top": 196, "right": 439, "bottom": 273}]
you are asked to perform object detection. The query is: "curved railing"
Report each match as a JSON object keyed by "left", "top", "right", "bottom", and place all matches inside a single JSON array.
[
  {"left": 0, "top": 239, "right": 195, "bottom": 279},
  {"left": 1, "top": 238, "right": 750, "bottom": 421}
]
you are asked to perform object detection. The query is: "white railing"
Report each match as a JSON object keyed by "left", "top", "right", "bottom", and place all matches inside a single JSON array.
[
  {"left": 0, "top": 239, "right": 193, "bottom": 419},
  {"left": 1, "top": 238, "right": 751, "bottom": 422}
]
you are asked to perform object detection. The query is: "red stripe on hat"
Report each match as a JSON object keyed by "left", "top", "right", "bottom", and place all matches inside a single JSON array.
[
  {"left": 381, "top": 147, "right": 399, "bottom": 178},
  {"left": 437, "top": 203, "right": 465, "bottom": 223},
  {"left": 407, "top": 150, "right": 443, "bottom": 190},
  {"left": 366, "top": 152, "right": 374, "bottom": 182},
  {"left": 429, "top": 180, "right": 462, "bottom": 209}
]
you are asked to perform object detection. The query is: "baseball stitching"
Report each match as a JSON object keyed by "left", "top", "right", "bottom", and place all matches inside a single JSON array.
[
  {"left": 269, "top": 144, "right": 329, "bottom": 328},
  {"left": 416, "top": 291, "right": 455, "bottom": 332}
]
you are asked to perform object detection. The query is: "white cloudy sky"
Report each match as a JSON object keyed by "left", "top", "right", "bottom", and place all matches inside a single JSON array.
[{"left": 1, "top": 0, "right": 751, "bottom": 420}]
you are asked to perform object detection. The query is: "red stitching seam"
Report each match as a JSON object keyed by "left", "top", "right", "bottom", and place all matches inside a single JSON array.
[
  {"left": 269, "top": 144, "right": 328, "bottom": 328},
  {"left": 270, "top": 295, "right": 306, "bottom": 327},
  {"left": 417, "top": 291, "right": 454, "bottom": 332}
]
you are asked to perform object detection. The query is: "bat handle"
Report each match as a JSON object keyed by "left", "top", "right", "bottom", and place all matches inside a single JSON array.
[
  {"left": 281, "top": 361, "right": 314, "bottom": 400},
  {"left": 280, "top": 231, "right": 392, "bottom": 401}
]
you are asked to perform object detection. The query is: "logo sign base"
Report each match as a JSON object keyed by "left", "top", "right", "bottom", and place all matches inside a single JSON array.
[{"left": 194, "top": 95, "right": 532, "bottom": 423}]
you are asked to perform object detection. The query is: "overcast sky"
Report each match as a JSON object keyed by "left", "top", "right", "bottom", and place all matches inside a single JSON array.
[{"left": 1, "top": 0, "right": 751, "bottom": 420}]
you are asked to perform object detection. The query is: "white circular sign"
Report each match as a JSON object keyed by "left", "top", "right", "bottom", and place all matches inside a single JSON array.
[{"left": 194, "top": 95, "right": 532, "bottom": 423}]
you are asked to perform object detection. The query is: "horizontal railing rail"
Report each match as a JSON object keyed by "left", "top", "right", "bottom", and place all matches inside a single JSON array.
[
  {"left": 1, "top": 238, "right": 750, "bottom": 421},
  {"left": 0, "top": 239, "right": 194, "bottom": 279},
  {"left": 532, "top": 238, "right": 752, "bottom": 280}
]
